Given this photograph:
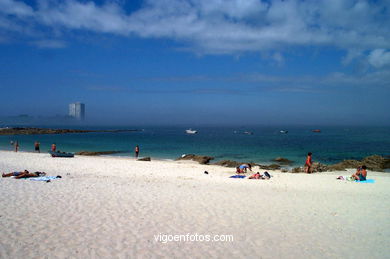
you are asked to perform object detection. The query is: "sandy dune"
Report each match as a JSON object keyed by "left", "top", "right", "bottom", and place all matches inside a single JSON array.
[{"left": 1, "top": 151, "right": 389, "bottom": 258}]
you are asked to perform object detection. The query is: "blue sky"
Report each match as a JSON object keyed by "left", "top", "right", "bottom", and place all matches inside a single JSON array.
[{"left": 0, "top": 0, "right": 389, "bottom": 125}]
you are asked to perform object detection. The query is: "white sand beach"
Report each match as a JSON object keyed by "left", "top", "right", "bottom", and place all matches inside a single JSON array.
[{"left": 1, "top": 150, "right": 389, "bottom": 258}]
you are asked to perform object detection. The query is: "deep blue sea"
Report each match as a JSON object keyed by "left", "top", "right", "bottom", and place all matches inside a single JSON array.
[{"left": 1, "top": 126, "right": 389, "bottom": 167}]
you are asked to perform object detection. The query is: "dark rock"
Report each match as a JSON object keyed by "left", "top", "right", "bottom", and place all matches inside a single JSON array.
[
  {"left": 137, "top": 157, "right": 151, "bottom": 161},
  {"left": 272, "top": 157, "right": 294, "bottom": 165},
  {"left": 327, "top": 155, "right": 388, "bottom": 172},
  {"left": 75, "top": 151, "right": 123, "bottom": 156},
  {"left": 0, "top": 127, "right": 141, "bottom": 135},
  {"left": 258, "top": 164, "right": 281, "bottom": 170},
  {"left": 292, "top": 167, "right": 303, "bottom": 173},
  {"left": 176, "top": 154, "right": 214, "bottom": 165},
  {"left": 213, "top": 160, "right": 243, "bottom": 168},
  {"left": 291, "top": 162, "right": 328, "bottom": 173}
]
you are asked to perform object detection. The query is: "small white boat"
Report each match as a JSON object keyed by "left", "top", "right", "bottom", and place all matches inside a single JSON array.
[
  {"left": 185, "top": 129, "right": 198, "bottom": 134},
  {"left": 280, "top": 130, "right": 288, "bottom": 134},
  {"left": 243, "top": 131, "right": 253, "bottom": 135}
]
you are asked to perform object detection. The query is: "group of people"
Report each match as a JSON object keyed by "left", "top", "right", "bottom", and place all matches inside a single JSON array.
[
  {"left": 235, "top": 163, "right": 271, "bottom": 180},
  {"left": 9, "top": 141, "right": 58, "bottom": 153}
]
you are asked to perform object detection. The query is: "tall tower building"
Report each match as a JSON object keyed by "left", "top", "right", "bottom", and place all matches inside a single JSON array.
[{"left": 69, "top": 102, "right": 85, "bottom": 120}]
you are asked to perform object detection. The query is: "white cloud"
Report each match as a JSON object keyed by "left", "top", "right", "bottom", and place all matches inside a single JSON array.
[
  {"left": 368, "top": 49, "right": 390, "bottom": 68},
  {"left": 0, "top": 0, "right": 389, "bottom": 61}
]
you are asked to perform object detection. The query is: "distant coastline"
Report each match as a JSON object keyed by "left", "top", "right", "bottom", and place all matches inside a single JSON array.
[{"left": 0, "top": 127, "right": 142, "bottom": 135}]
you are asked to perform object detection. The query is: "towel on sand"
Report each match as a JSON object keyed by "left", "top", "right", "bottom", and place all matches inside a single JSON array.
[
  {"left": 230, "top": 175, "right": 246, "bottom": 179},
  {"left": 355, "top": 179, "right": 375, "bottom": 183},
  {"left": 29, "top": 176, "right": 59, "bottom": 181}
]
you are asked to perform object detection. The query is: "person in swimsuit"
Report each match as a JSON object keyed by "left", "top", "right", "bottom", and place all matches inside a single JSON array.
[
  {"left": 2, "top": 170, "right": 46, "bottom": 179},
  {"left": 236, "top": 164, "right": 252, "bottom": 174},
  {"left": 2, "top": 170, "right": 29, "bottom": 177},
  {"left": 34, "top": 141, "right": 40, "bottom": 153},
  {"left": 249, "top": 171, "right": 271, "bottom": 179},
  {"left": 51, "top": 143, "right": 56, "bottom": 152},
  {"left": 352, "top": 165, "right": 367, "bottom": 181},
  {"left": 135, "top": 145, "right": 140, "bottom": 159},
  {"left": 15, "top": 141, "right": 19, "bottom": 152},
  {"left": 304, "top": 152, "right": 313, "bottom": 174}
]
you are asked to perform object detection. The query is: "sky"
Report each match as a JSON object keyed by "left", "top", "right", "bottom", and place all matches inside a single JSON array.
[{"left": 0, "top": 0, "right": 389, "bottom": 126}]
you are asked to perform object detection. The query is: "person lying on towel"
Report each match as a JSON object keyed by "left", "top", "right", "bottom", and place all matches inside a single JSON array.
[{"left": 2, "top": 170, "right": 46, "bottom": 179}]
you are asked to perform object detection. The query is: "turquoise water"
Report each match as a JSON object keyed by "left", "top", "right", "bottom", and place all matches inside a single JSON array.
[{"left": 1, "top": 126, "right": 389, "bottom": 166}]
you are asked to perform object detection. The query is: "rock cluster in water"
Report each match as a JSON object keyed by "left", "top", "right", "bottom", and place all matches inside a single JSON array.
[
  {"left": 176, "top": 154, "right": 390, "bottom": 173},
  {"left": 176, "top": 154, "right": 215, "bottom": 165},
  {"left": 75, "top": 151, "right": 123, "bottom": 156},
  {"left": 0, "top": 127, "right": 140, "bottom": 135}
]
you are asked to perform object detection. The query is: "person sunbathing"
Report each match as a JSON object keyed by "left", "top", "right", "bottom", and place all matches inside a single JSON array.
[
  {"left": 351, "top": 165, "right": 367, "bottom": 181},
  {"left": 2, "top": 170, "right": 29, "bottom": 177},
  {"left": 249, "top": 172, "right": 271, "bottom": 180},
  {"left": 2, "top": 170, "right": 46, "bottom": 179}
]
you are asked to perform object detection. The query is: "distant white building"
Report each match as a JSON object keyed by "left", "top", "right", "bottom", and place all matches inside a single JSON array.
[{"left": 69, "top": 102, "right": 85, "bottom": 120}]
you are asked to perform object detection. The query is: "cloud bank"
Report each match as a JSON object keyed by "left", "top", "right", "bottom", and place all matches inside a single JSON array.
[{"left": 0, "top": 1, "right": 389, "bottom": 50}]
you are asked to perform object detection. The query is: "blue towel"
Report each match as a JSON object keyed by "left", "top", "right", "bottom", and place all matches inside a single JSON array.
[
  {"left": 29, "top": 176, "right": 59, "bottom": 181},
  {"left": 230, "top": 175, "right": 246, "bottom": 178},
  {"left": 355, "top": 179, "right": 375, "bottom": 183}
]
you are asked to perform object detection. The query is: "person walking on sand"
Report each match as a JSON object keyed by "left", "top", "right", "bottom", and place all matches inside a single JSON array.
[
  {"left": 135, "top": 145, "right": 140, "bottom": 159},
  {"left": 51, "top": 143, "right": 56, "bottom": 152},
  {"left": 305, "top": 152, "right": 313, "bottom": 174},
  {"left": 34, "top": 141, "right": 40, "bottom": 153},
  {"left": 15, "top": 141, "right": 19, "bottom": 152}
]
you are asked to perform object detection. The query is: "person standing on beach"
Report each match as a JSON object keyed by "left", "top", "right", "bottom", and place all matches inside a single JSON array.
[
  {"left": 305, "top": 152, "right": 313, "bottom": 173},
  {"left": 51, "top": 143, "right": 56, "bottom": 152},
  {"left": 15, "top": 141, "right": 19, "bottom": 152},
  {"left": 135, "top": 145, "right": 140, "bottom": 159},
  {"left": 34, "top": 141, "right": 40, "bottom": 153}
]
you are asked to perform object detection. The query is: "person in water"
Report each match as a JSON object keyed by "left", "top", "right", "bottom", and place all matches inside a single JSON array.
[
  {"left": 135, "top": 145, "right": 140, "bottom": 159},
  {"left": 51, "top": 143, "right": 56, "bottom": 152},
  {"left": 236, "top": 164, "right": 252, "bottom": 174},
  {"left": 15, "top": 141, "right": 19, "bottom": 152},
  {"left": 352, "top": 165, "right": 367, "bottom": 181},
  {"left": 304, "top": 152, "right": 313, "bottom": 174}
]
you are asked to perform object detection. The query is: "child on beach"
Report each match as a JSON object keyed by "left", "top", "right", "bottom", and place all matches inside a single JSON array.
[
  {"left": 305, "top": 152, "right": 313, "bottom": 174},
  {"left": 236, "top": 164, "right": 252, "bottom": 174},
  {"left": 51, "top": 143, "right": 56, "bottom": 152}
]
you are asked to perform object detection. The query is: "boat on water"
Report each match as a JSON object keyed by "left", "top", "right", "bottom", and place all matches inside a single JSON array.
[
  {"left": 280, "top": 130, "right": 288, "bottom": 134},
  {"left": 312, "top": 129, "right": 321, "bottom": 133},
  {"left": 185, "top": 129, "right": 198, "bottom": 134},
  {"left": 49, "top": 151, "right": 74, "bottom": 158},
  {"left": 243, "top": 131, "right": 253, "bottom": 135}
]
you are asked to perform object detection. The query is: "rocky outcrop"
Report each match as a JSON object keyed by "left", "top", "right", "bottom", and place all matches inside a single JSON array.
[
  {"left": 258, "top": 164, "right": 281, "bottom": 170},
  {"left": 75, "top": 151, "right": 123, "bottom": 156},
  {"left": 212, "top": 160, "right": 242, "bottom": 168},
  {"left": 177, "top": 154, "right": 214, "bottom": 165},
  {"left": 0, "top": 127, "right": 141, "bottom": 135},
  {"left": 137, "top": 157, "right": 151, "bottom": 161},
  {"left": 271, "top": 157, "right": 294, "bottom": 165},
  {"left": 292, "top": 155, "right": 390, "bottom": 173},
  {"left": 327, "top": 155, "right": 390, "bottom": 172}
]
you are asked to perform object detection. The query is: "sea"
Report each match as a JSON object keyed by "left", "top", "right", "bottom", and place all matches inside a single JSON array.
[{"left": 1, "top": 125, "right": 389, "bottom": 167}]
